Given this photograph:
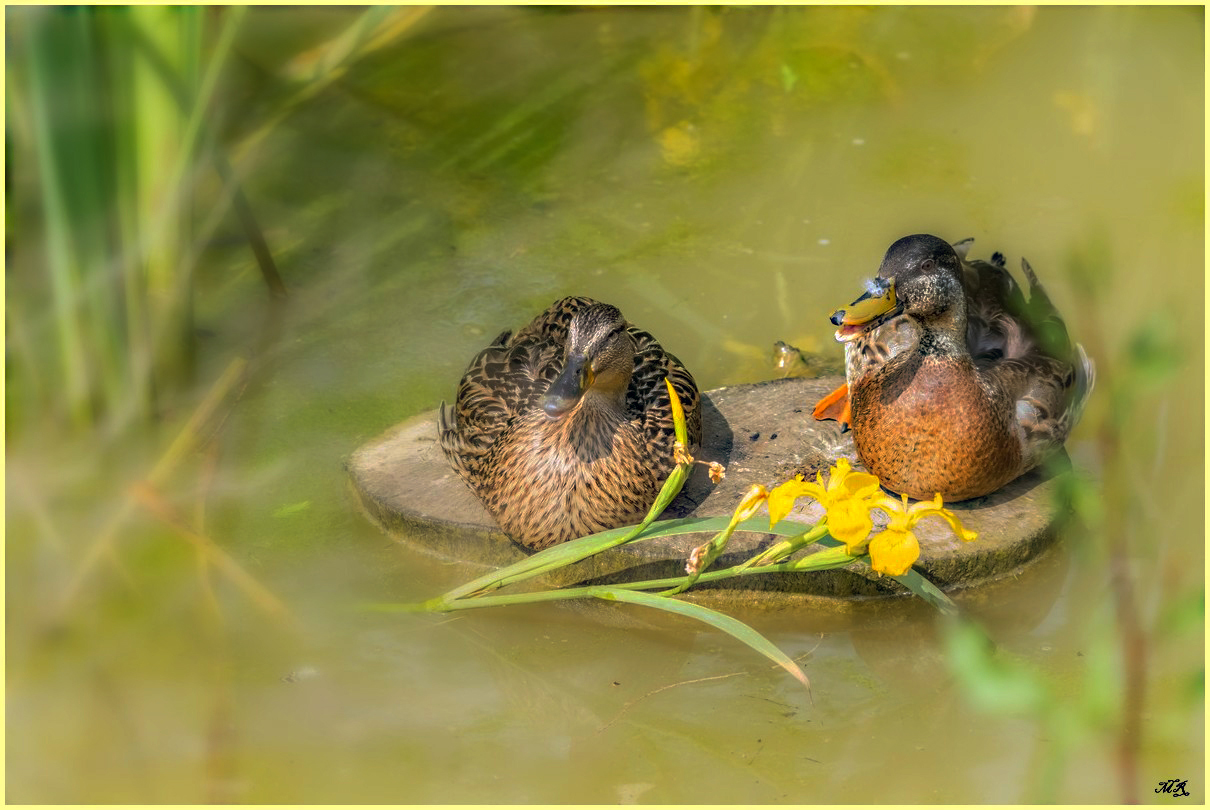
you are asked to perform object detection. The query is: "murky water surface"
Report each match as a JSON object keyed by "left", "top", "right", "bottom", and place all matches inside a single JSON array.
[{"left": 7, "top": 6, "right": 1203, "bottom": 803}]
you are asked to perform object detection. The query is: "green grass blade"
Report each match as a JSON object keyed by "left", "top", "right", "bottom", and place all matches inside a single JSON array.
[
  {"left": 26, "top": 12, "right": 92, "bottom": 427},
  {"left": 594, "top": 588, "right": 811, "bottom": 694}
]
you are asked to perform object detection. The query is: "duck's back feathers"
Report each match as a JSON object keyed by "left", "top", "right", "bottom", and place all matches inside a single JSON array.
[
  {"left": 627, "top": 326, "right": 702, "bottom": 466},
  {"left": 439, "top": 313, "right": 568, "bottom": 485},
  {"left": 962, "top": 254, "right": 1095, "bottom": 472}
]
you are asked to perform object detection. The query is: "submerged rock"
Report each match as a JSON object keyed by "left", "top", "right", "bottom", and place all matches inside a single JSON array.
[{"left": 348, "top": 376, "right": 1068, "bottom": 608}]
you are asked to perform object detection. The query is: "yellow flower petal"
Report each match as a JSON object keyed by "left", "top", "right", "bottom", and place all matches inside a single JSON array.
[
  {"left": 868, "top": 527, "right": 920, "bottom": 577},
  {"left": 825, "top": 460, "right": 879, "bottom": 500},
  {"left": 902, "top": 495, "right": 979, "bottom": 544},
  {"left": 826, "top": 498, "right": 875, "bottom": 553},
  {"left": 828, "top": 457, "right": 854, "bottom": 480},
  {"left": 921, "top": 508, "right": 978, "bottom": 544},
  {"left": 767, "top": 477, "right": 823, "bottom": 526},
  {"left": 839, "top": 471, "right": 882, "bottom": 500},
  {"left": 875, "top": 493, "right": 913, "bottom": 530}
]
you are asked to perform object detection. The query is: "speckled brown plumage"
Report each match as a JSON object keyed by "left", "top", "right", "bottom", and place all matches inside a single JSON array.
[
  {"left": 825, "top": 234, "right": 1095, "bottom": 502},
  {"left": 438, "top": 296, "right": 701, "bottom": 549}
]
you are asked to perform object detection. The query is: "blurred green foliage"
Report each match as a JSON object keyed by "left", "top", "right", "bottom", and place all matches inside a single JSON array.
[
  {"left": 9, "top": 7, "right": 214, "bottom": 431},
  {"left": 942, "top": 234, "right": 1200, "bottom": 801},
  {"left": 6, "top": 6, "right": 427, "bottom": 438}
]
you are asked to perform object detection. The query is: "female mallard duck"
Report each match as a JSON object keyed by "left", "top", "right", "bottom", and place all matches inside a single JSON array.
[
  {"left": 439, "top": 296, "right": 702, "bottom": 550},
  {"left": 813, "top": 234, "right": 1094, "bottom": 501}
]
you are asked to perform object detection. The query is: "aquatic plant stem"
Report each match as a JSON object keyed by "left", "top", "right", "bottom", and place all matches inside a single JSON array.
[
  {"left": 663, "top": 483, "right": 773, "bottom": 596},
  {"left": 738, "top": 523, "right": 830, "bottom": 569},
  {"left": 382, "top": 544, "right": 859, "bottom": 614},
  {"left": 426, "top": 513, "right": 958, "bottom": 615}
]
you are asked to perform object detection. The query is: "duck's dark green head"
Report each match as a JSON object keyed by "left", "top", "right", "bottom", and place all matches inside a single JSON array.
[
  {"left": 542, "top": 304, "right": 635, "bottom": 419},
  {"left": 830, "top": 234, "right": 966, "bottom": 341}
]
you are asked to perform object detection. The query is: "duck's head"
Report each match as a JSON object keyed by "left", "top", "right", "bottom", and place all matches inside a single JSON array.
[
  {"left": 543, "top": 303, "right": 636, "bottom": 419},
  {"left": 829, "top": 234, "right": 966, "bottom": 342}
]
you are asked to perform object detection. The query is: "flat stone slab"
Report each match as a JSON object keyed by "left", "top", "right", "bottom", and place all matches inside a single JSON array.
[{"left": 348, "top": 376, "right": 1066, "bottom": 608}]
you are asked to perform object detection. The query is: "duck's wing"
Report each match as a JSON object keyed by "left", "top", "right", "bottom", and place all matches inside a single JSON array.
[
  {"left": 974, "top": 256, "right": 1095, "bottom": 470},
  {"left": 962, "top": 255, "right": 1031, "bottom": 363},
  {"left": 626, "top": 326, "right": 702, "bottom": 466},
  {"left": 1012, "top": 258, "right": 1095, "bottom": 467},
  {"left": 1017, "top": 258, "right": 1080, "bottom": 360},
  {"left": 438, "top": 303, "right": 582, "bottom": 483}
]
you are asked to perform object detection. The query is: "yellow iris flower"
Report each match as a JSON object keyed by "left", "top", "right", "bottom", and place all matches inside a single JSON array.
[
  {"left": 765, "top": 458, "right": 977, "bottom": 577},
  {"left": 767, "top": 458, "right": 882, "bottom": 549},
  {"left": 867, "top": 493, "right": 978, "bottom": 577}
]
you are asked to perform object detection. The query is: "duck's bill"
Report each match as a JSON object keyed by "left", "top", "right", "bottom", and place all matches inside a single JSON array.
[
  {"left": 829, "top": 277, "right": 899, "bottom": 342},
  {"left": 542, "top": 352, "right": 591, "bottom": 418}
]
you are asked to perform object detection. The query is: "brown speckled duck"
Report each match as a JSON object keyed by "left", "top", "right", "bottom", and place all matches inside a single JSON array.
[
  {"left": 439, "top": 296, "right": 702, "bottom": 549},
  {"left": 814, "top": 234, "right": 1095, "bottom": 501}
]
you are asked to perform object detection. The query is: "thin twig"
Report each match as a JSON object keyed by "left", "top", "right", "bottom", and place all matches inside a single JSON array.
[
  {"left": 57, "top": 357, "right": 248, "bottom": 614},
  {"left": 597, "top": 672, "right": 746, "bottom": 733},
  {"left": 1103, "top": 424, "right": 1144, "bottom": 804},
  {"left": 214, "top": 157, "right": 287, "bottom": 299},
  {"left": 129, "top": 482, "right": 293, "bottom": 625},
  {"left": 597, "top": 645, "right": 820, "bottom": 734}
]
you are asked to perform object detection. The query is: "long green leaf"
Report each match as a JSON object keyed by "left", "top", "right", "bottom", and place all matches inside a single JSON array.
[
  {"left": 438, "top": 512, "right": 817, "bottom": 603},
  {"left": 891, "top": 567, "right": 960, "bottom": 615},
  {"left": 594, "top": 588, "right": 811, "bottom": 694},
  {"left": 426, "top": 513, "right": 960, "bottom": 617},
  {"left": 391, "top": 544, "right": 857, "bottom": 614},
  {"left": 439, "top": 463, "right": 689, "bottom": 601}
]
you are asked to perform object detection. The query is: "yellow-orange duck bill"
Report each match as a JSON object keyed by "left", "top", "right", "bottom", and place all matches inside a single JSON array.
[{"left": 829, "top": 276, "right": 899, "bottom": 342}]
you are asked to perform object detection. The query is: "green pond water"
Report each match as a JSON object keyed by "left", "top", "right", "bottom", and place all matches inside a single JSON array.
[{"left": 7, "top": 6, "right": 1204, "bottom": 803}]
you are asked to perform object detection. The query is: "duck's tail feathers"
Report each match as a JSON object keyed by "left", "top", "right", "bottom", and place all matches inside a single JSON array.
[
  {"left": 1019, "top": 255, "right": 1095, "bottom": 432},
  {"left": 436, "top": 401, "right": 467, "bottom": 475},
  {"left": 1066, "top": 342, "right": 1096, "bottom": 431},
  {"left": 437, "top": 400, "right": 454, "bottom": 435}
]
